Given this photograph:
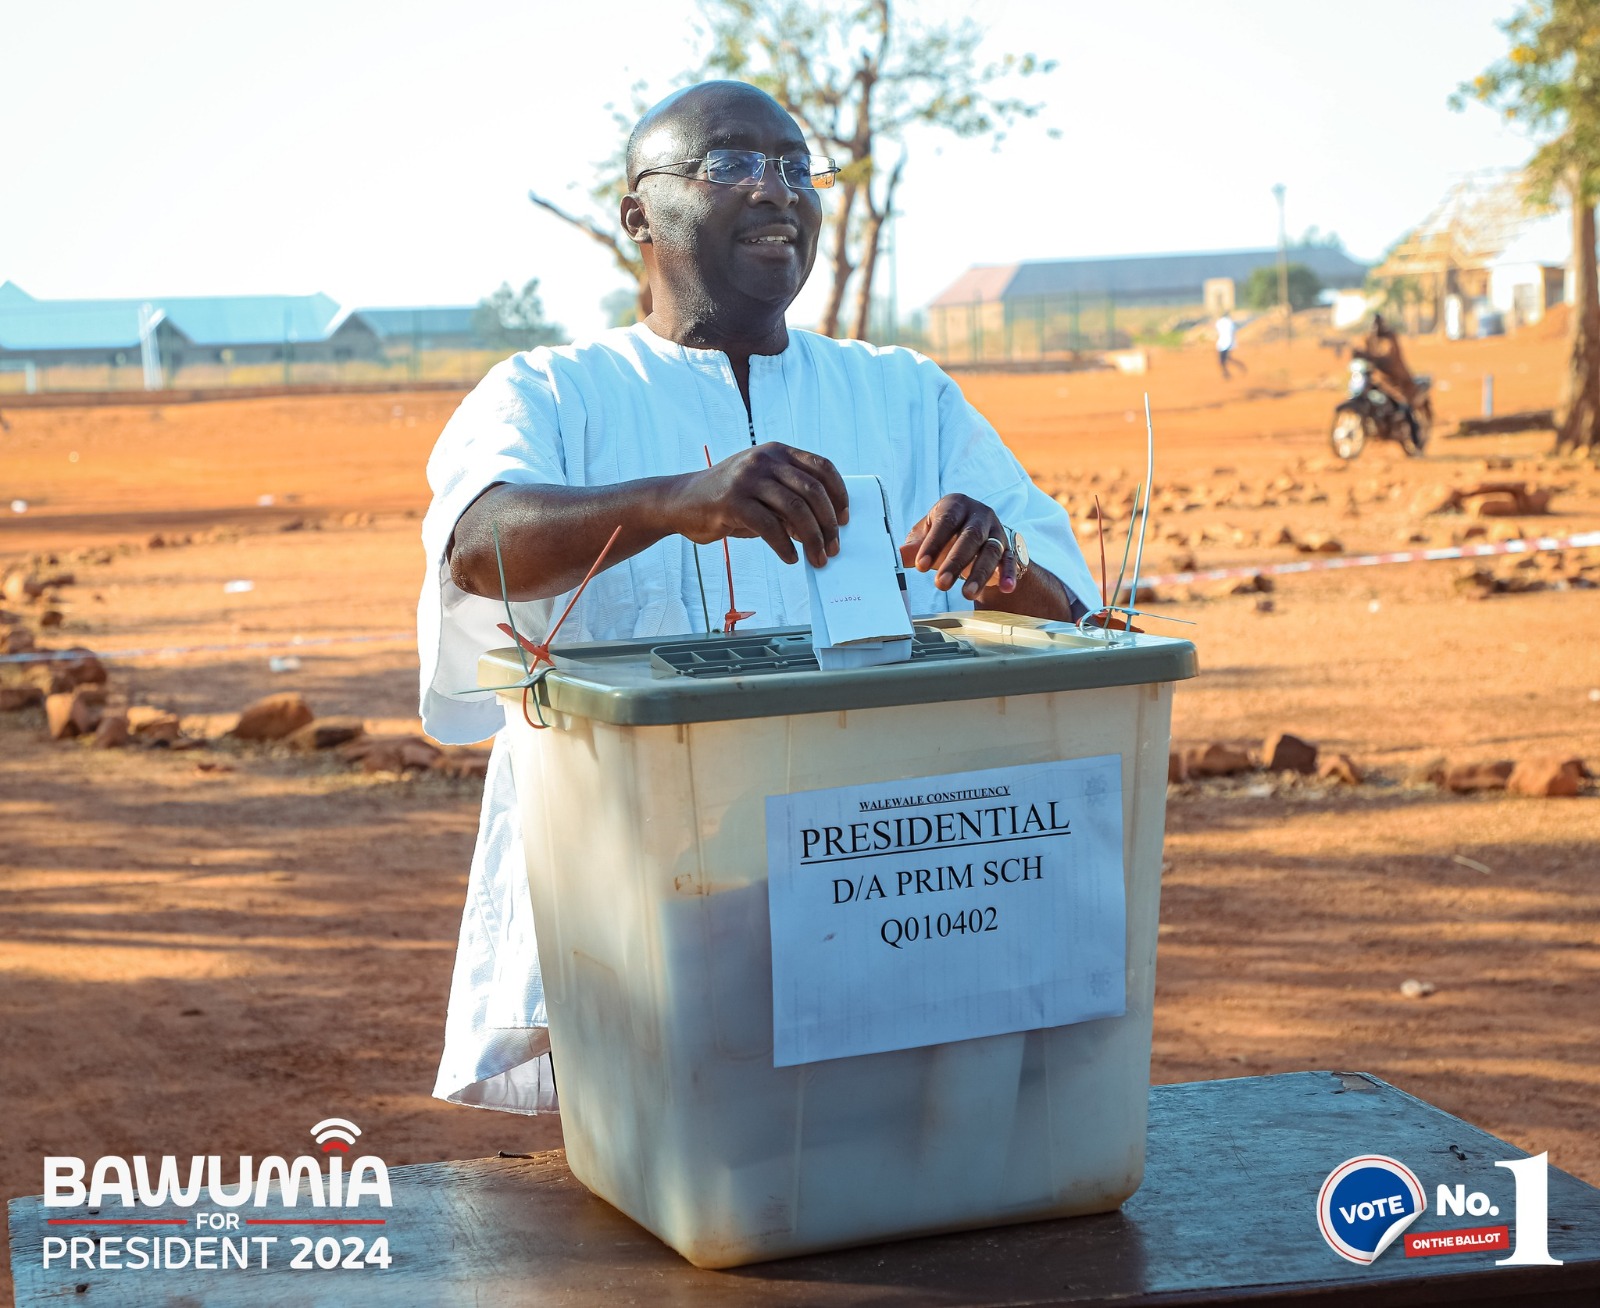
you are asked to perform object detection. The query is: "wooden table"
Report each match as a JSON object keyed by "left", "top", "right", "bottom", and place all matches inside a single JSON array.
[{"left": 11, "top": 1072, "right": 1600, "bottom": 1306}]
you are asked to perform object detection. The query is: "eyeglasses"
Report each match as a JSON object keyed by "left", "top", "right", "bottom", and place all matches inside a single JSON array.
[{"left": 633, "top": 149, "right": 839, "bottom": 191}]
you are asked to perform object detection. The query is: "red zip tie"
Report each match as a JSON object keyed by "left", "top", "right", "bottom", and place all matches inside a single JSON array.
[
  {"left": 498, "top": 524, "right": 623, "bottom": 728},
  {"left": 704, "top": 444, "right": 754, "bottom": 633},
  {"left": 1095, "top": 494, "right": 1108, "bottom": 605}
]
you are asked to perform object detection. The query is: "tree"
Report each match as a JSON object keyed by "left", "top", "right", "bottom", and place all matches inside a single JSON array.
[
  {"left": 472, "top": 280, "right": 565, "bottom": 351},
  {"left": 700, "top": 0, "right": 1054, "bottom": 341},
  {"left": 1244, "top": 263, "right": 1323, "bottom": 313},
  {"left": 1456, "top": 0, "right": 1600, "bottom": 454},
  {"left": 529, "top": 87, "right": 653, "bottom": 324}
]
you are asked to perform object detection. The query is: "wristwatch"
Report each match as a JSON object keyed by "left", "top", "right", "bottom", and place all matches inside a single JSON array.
[{"left": 1003, "top": 526, "right": 1030, "bottom": 579}]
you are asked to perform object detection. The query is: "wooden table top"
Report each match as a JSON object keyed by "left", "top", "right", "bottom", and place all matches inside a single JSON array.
[{"left": 11, "top": 1071, "right": 1600, "bottom": 1306}]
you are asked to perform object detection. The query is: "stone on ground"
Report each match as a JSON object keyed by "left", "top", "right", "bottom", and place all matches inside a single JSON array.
[
  {"left": 1318, "top": 753, "right": 1363, "bottom": 785},
  {"left": 1184, "top": 743, "right": 1254, "bottom": 777},
  {"left": 1263, "top": 731, "right": 1318, "bottom": 774},
  {"left": 1507, "top": 757, "right": 1584, "bottom": 798},
  {"left": 287, "top": 718, "right": 366, "bottom": 751},
  {"left": 0, "top": 685, "right": 45, "bottom": 712},
  {"left": 1444, "top": 760, "right": 1515, "bottom": 793},
  {"left": 92, "top": 711, "right": 131, "bottom": 749},
  {"left": 46, "top": 687, "right": 105, "bottom": 740},
  {"left": 231, "top": 692, "right": 315, "bottom": 741}
]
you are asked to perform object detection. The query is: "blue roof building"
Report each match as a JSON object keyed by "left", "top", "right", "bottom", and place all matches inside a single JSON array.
[{"left": 0, "top": 284, "right": 486, "bottom": 375}]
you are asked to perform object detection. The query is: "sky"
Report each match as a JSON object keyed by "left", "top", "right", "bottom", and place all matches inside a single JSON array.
[{"left": 0, "top": 0, "right": 1544, "bottom": 338}]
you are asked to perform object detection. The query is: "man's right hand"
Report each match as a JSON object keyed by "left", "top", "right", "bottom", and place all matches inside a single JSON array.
[{"left": 670, "top": 443, "right": 849, "bottom": 568}]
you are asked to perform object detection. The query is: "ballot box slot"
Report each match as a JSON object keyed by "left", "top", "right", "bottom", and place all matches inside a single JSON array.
[{"left": 648, "top": 627, "right": 977, "bottom": 679}]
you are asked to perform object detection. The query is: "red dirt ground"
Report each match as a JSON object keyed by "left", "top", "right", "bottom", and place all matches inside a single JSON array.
[{"left": 2, "top": 334, "right": 1597, "bottom": 1296}]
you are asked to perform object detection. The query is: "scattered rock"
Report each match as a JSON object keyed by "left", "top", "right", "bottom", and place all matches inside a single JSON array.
[
  {"left": 1319, "top": 753, "right": 1363, "bottom": 785},
  {"left": 1469, "top": 492, "right": 1522, "bottom": 518},
  {"left": 1452, "top": 566, "right": 1498, "bottom": 600},
  {"left": 1444, "top": 760, "right": 1515, "bottom": 793},
  {"left": 55, "top": 649, "right": 106, "bottom": 687},
  {"left": 230, "top": 692, "right": 314, "bottom": 742},
  {"left": 0, "top": 686, "right": 44, "bottom": 712},
  {"left": 92, "top": 711, "right": 130, "bottom": 749},
  {"left": 1407, "top": 756, "right": 1448, "bottom": 786},
  {"left": 0, "top": 627, "right": 36, "bottom": 654},
  {"left": 1263, "top": 731, "right": 1318, "bottom": 774},
  {"left": 433, "top": 750, "right": 491, "bottom": 781},
  {"left": 1411, "top": 484, "right": 1460, "bottom": 516},
  {"left": 1296, "top": 533, "right": 1344, "bottom": 555},
  {"left": 2, "top": 571, "right": 44, "bottom": 603},
  {"left": 127, "top": 706, "right": 182, "bottom": 745},
  {"left": 1229, "top": 574, "right": 1273, "bottom": 595},
  {"left": 1168, "top": 750, "right": 1187, "bottom": 784},
  {"left": 1458, "top": 480, "right": 1554, "bottom": 517},
  {"left": 1507, "top": 757, "right": 1584, "bottom": 798},
  {"left": 38, "top": 609, "right": 64, "bottom": 629},
  {"left": 46, "top": 687, "right": 104, "bottom": 740},
  {"left": 337, "top": 734, "right": 443, "bottom": 773},
  {"left": 287, "top": 718, "right": 365, "bottom": 751},
  {"left": 1399, "top": 979, "right": 1436, "bottom": 999},
  {"left": 1185, "top": 743, "right": 1255, "bottom": 777}
]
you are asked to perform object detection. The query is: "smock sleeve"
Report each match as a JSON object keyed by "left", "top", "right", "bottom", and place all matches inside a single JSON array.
[{"left": 416, "top": 354, "right": 574, "bottom": 744}]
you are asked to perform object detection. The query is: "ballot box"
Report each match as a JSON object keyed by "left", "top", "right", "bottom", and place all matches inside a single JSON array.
[{"left": 481, "top": 613, "right": 1197, "bottom": 1268}]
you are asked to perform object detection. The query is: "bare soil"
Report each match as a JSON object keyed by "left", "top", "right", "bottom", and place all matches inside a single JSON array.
[{"left": 2, "top": 335, "right": 1597, "bottom": 1296}]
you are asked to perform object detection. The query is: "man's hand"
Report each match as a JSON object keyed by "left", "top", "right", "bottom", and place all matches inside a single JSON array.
[
  {"left": 900, "top": 494, "right": 1017, "bottom": 600},
  {"left": 671, "top": 443, "right": 850, "bottom": 568}
]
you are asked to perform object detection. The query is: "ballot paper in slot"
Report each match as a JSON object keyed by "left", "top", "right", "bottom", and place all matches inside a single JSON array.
[{"left": 805, "top": 475, "right": 914, "bottom": 671}]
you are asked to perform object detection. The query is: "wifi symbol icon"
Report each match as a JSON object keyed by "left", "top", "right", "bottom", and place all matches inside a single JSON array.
[{"left": 310, "top": 1118, "right": 362, "bottom": 1154}]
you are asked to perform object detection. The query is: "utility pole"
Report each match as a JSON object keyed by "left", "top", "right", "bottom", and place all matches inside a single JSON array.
[{"left": 1273, "top": 183, "right": 1291, "bottom": 342}]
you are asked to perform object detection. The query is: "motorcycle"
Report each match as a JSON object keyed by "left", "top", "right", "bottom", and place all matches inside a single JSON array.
[{"left": 1330, "top": 359, "right": 1432, "bottom": 460}]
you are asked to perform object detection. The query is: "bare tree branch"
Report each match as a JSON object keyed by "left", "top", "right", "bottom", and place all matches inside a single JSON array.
[{"left": 527, "top": 190, "right": 651, "bottom": 319}]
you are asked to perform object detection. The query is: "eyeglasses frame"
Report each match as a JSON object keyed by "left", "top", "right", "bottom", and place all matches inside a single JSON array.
[{"left": 632, "top": 150, "right": 839, "bottom": 192}]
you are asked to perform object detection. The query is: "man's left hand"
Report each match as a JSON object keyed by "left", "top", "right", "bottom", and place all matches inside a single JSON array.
[{"left": 901, "top": 494, "right": 1017, "bottom": 600}]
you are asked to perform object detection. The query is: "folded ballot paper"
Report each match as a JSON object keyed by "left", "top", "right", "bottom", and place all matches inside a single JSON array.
[{"left": 805, "top": 475, "right": 914, "bottom": 671}]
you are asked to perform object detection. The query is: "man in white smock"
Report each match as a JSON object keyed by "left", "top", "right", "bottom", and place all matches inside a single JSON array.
[{"left": 418, "top": 81, "right": 1102, "bottom": 1114}]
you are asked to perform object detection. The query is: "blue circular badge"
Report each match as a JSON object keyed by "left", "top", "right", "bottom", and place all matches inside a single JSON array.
[{"left": 1317, "top": 1155, "right": 1425, "bottom": 1264}]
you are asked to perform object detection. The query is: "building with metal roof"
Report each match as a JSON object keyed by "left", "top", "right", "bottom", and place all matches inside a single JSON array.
[
  {"left": 927, "top": 246, "right": 1369, "bottom": 361},
  {"left": 0, "top": 284, "right": 487, "bottom": 385}
]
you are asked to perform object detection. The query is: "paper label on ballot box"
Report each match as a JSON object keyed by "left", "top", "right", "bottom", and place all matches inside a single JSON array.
[{"left": 765, "top": 756, "right": 1127, "bottom": 1066}]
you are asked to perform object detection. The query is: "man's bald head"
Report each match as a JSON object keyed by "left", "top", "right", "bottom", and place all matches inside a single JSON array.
[{"left": 626, "top": 81, "right": 797, "bottom": 187}]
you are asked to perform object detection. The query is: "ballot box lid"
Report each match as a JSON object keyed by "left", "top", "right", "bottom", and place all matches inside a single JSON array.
[{"left": 479, "top": 612, "right": 1197, "bottom": 727}]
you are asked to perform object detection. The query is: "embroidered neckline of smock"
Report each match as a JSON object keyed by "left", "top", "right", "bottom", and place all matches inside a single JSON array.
[{"left": 630, "top": 320, "right": 796, "bottom": 375}]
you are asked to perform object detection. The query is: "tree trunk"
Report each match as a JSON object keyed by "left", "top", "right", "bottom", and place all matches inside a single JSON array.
[
  {"left": 1558, "top": 200, "right": 1600, "bottom": 454},
  {"left": 848, "top": 157, "right": 903, "bottom": 343},
  {"left": 816, "top": 181, "right": 857, "bottom": 338}
]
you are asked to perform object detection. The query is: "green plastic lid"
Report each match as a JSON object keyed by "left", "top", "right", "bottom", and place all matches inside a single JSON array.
[{"left": 480, "top": 612, "right": 1197, "bottom": 728}]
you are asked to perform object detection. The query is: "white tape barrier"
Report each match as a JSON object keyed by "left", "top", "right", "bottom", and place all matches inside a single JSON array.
[
  {"left": 3, "top": 530, "right": 1598, "bottom": 666},
  {"left": 1138, "top": 530, "right": 1600, "bottom": 588}
]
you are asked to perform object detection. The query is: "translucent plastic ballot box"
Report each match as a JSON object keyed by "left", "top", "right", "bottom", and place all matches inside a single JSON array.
[{"left": 480, "top": 613, "right": 1198, "bottom": 1269}]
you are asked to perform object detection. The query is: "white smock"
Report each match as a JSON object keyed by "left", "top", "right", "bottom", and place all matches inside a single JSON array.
[{"left": 416, "top": 321, "right": 1100, "bottom": 1114}]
